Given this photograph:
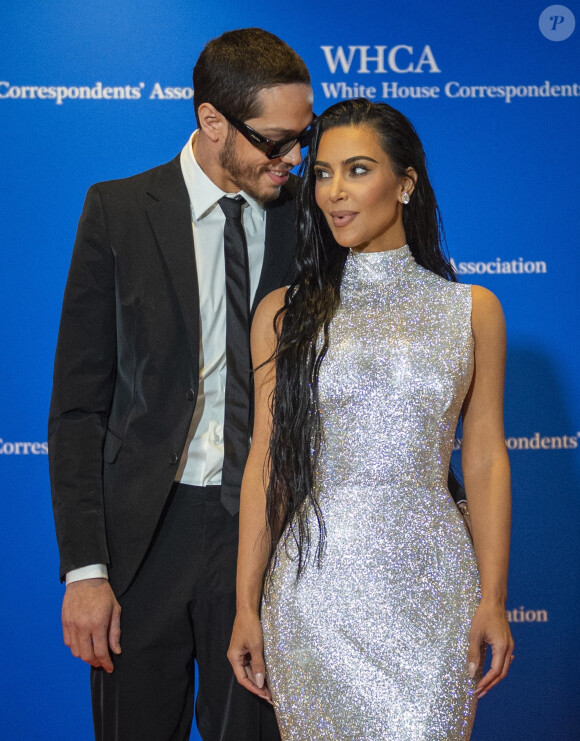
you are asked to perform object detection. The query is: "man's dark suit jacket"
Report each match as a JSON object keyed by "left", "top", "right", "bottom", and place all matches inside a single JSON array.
[{"left": 48, "top": 154, "right": 298, "bottom": 596}]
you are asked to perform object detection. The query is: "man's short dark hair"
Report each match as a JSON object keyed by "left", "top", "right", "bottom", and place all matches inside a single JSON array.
[{"left": 193, "top": 28, "right": 310, "bottom": 126}]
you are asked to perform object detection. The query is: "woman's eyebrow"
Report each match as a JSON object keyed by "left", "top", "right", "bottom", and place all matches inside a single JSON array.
[{"left": 314, "top": 156, "right": 379, "bottom": 167}]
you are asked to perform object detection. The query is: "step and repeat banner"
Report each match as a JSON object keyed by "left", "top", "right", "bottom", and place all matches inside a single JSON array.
[{"left": 1, "top": 1, "right": 578, "bottom": 738}]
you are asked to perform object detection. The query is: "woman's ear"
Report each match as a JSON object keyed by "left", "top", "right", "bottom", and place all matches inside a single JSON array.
[{"left": 402, "top": 167, "right": 417, "bottom": 198}]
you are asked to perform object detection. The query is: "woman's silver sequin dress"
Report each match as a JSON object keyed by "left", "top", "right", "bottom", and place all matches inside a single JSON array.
[{"left": 262, "top": 245, "right": 481, "bottom": 740}]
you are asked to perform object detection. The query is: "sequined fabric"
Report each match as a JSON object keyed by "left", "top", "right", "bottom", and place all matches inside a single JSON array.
[{"left": 262, "top": 245, "right": 480, "bottom": 740}]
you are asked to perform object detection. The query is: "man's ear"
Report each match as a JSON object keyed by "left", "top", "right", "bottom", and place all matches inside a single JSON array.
[{"left": 197, "top": 102, "right": 226, "bottom": 143}]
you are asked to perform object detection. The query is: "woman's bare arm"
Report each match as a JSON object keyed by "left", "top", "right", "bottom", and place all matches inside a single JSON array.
[
  {"left": 227, "top": 287, "right": 286, "bottom": 699},
  {"left": 462, "top": 285, "right": 514, "bottom": 698}
]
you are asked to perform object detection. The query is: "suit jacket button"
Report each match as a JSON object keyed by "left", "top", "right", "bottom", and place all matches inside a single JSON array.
[
  {"left": 169, "top": 453, "right": 179, "bottom": 465},
  {"left": 186, "top": 389, "right": 195, "bottom": 401}
]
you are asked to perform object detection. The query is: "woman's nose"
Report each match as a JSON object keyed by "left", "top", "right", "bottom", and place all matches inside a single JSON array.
[{"left": 329, "top": 175, "right": 346, "bottom": 202}]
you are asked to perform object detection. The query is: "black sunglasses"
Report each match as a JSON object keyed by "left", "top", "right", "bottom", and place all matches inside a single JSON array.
[{"left": 220, "top": 110, "right": 316, "bottom": 159}]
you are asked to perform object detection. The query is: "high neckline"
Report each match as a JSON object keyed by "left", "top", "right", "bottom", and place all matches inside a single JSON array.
[{"left": 345, "top": 244, "right": 414, "bottom": 283}]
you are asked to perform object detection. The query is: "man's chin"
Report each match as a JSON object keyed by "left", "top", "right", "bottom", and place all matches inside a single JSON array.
[
  {"left": 247, "top": 182, "right": 282, "bottom": 205},
  {"left": 260, "top": 186, "right": 282, "bottom": 204}
]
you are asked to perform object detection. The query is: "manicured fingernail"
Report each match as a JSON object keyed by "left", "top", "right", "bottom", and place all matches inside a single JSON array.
[
  {"left": 477, "top": 690, "right": 487, "bottom": 699},
  {"left": 255, "top": 672, "right": 264, "bottom": 689},
  {"left": 468, "top": 662, "right": 477, "bottom": 678}
]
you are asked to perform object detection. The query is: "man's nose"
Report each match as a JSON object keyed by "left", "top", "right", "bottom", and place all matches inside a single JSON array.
[{"left": 280, "top": 141, "right": 302, "bottom": 167}]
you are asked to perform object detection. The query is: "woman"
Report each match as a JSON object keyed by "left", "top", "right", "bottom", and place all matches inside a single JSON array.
[{"left": 228, "top": 99, "right": 513, "bottom": 740}]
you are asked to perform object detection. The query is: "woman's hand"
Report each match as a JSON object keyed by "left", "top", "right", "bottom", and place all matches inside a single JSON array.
[
  {"left": 467, "top": 597, "right": 514, "bottom": 699},
  {"left": 228, "top": 609, "right": 272, "bottom": 703}
]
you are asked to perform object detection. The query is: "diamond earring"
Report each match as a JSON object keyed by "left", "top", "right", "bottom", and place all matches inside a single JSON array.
[{"left": 402, "top": 192, "right": 410, "bottom": 205}]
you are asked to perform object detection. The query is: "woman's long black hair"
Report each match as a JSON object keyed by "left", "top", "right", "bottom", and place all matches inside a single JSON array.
[{"left": 265, "top": 99, "right": 456, "bottom": 578}]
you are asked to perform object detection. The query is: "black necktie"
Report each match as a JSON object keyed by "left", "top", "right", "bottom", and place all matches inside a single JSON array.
[{"left": 218, "top": 195, "right": 252, "bottom": 515}]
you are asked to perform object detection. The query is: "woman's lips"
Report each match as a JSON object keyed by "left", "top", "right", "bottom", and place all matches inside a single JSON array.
[{"left": 330, "top": 211, "right": 358, "bottom": 227}]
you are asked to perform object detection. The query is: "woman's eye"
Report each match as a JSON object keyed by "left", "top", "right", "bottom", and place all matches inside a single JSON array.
[
  {"left": 351, "top": 165, "right": 368, "bottom": 176},
  {"left": 314, "top": 169, "right": 330, "bottom": 180}
]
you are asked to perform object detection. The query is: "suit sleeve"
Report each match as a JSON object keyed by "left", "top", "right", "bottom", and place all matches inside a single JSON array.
[{"left": 48, "top": 185, "right": 117, "bottom": 580}]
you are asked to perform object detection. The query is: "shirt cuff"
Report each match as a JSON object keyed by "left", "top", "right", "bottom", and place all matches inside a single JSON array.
[{"left": 66, "top": 564, "right": 109, "bottom": 584}]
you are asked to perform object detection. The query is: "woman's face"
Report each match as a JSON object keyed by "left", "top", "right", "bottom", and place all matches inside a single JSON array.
[{"left": 313, "top": 124, "right": 415, "bottom": 253}]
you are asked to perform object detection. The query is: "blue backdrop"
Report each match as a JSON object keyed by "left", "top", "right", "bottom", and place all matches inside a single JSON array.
[{"left": 1, "top": 1, "right": 578, "bottom": 738}]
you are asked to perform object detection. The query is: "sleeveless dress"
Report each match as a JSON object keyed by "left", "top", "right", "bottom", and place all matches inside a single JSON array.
[{"left": 261, "top": 245, "right": 481, "bottom": 740}]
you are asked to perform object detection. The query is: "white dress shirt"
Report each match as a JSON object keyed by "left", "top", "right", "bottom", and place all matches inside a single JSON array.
[
  {"left": 176, "top": 131, "right": 265, "bottom": 485},
  {"left": 66, "top": 132, "right": 267, "bottom": 584}
]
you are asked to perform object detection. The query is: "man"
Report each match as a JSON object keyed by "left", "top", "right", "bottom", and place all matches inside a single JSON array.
[{"left": 49, "top": 28, "right": 313, "bottom": 741}]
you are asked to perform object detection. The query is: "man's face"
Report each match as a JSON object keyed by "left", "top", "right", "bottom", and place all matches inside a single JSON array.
[{"left": 218, "top": 83, "right": 314, "bottom": 204}]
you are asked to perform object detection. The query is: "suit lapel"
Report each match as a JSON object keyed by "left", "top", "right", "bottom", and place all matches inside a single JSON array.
[
  {"left": 252, "top": 184, "right": 297, "bottom": 316},
  {"left": 143, "top": 159, "right": 297, "bottom": 347},
  {"left": 145, "top": 156, "right": 200, "bottom": 368}
]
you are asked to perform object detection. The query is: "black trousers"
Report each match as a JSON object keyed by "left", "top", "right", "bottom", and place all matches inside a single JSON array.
[{"left": 91, "top": 483, "right": 280, "bottom": 741}]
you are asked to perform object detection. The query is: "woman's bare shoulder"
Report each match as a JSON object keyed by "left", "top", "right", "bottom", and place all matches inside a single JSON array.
[
  {"left": 251, "top": 287, "right": 288, "bottom": 357},
  {"left": 470, "top": 284, "right": 505, "bottom": 334},
  {"left": 254, "top": 287, "right": 288, "bottom": 324},
  {"left": 470, "top": 284, "right": 502, "bottom": 309}
]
